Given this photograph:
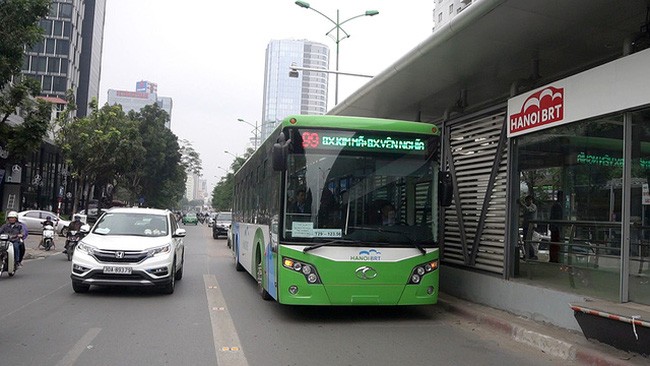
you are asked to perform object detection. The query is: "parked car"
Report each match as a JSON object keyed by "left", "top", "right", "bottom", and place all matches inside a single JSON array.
[
  {"left": 212, "top": 211, "right": 232, "bottom": 239},
  {"left": 77, "top": 208, "right": 107, "bottom": 224},
  {"left": 70, "top": 207, "right": 186, "bottom": 294},
  {"left": 18, "top": 210, "right": 71, "bottom": 236},
  {"left": 182, "top": 213, "right": 198, "bottom": 225}
]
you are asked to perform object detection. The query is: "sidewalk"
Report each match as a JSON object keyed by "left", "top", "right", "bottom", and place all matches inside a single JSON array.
[
  {"left": 438, "top": 293, "right": 648, "bottom": 365},
  {"left": 22, "top": 233, "right": 64, "bottom": 260}
]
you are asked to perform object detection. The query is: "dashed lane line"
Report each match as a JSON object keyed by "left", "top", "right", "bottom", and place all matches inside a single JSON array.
[
  {"left": 55, "top": 327, "right": 101, "bottom": 366},
  {"left": 204, "top": 274, "right": 249, "bottom": 366}
]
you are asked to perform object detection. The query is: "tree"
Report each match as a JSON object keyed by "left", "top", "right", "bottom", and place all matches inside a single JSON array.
[
  {"left": 56, "top": 103, "right": 145, "bottom": 212},
  {"left": 0, "top": 0, "right": 50, "bottom": 88},
  {"left": 126, "top": 104, "right": 186, "bottom": 209},
  {"left": 179, "top": 139, "right": 202, "bottom": 176},
  {"left": 211, "top": 148, "right": 253, "bottom": 210},
  {"left": 0, "top": 0, "right": 52, "bottom": 163}
]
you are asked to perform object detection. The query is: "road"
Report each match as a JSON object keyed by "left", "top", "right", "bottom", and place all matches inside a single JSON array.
[{"left": 0, "top": 225, "right": 568, "bottom": 365}]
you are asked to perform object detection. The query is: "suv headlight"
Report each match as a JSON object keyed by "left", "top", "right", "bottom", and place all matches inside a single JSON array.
[
  {"left": 76, "top": 242, "right": 97, "bottom": 255},
  {"left": 147, "top": 244, "right": 171, "bottom": 257}
]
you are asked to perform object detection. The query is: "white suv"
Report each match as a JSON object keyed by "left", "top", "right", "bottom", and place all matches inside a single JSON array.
[{"left": 70, "top": 207, "right": 186, "bottom": 294}]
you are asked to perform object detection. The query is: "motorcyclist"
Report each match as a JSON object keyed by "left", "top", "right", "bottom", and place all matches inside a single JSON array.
[
  {"left": 0, "top": 211, "right": 26, "bottom": 267},
  {"left": 42, "top": 216, "right": 55, "bottom": 228},
  {"left": 64, "top": 215, "right": 83, "bottom": 254},
  {"left": 40, "top": 216, "right": 56, "bottom": 248}
]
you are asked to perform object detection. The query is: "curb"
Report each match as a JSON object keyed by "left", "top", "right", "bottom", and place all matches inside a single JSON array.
[{"left": 438, "top": 294, "right": 643, "bottom": 365}]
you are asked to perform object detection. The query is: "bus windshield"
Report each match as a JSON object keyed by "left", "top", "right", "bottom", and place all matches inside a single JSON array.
[{"left": 283, "top": 144, "right": 439, "bottom": 247}]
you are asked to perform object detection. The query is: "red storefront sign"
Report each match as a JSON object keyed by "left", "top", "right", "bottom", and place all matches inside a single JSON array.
[{"left": 509, "top": 86, "right": 564, "bottom": 136}]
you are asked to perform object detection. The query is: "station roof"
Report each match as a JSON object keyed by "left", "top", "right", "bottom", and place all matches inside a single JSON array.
[{"left": 330, "top": 0, "right": 650, "bottom": 122}]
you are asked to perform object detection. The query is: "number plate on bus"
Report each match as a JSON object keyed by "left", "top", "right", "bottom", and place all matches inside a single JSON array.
[{"left": 103, "top": 266, "right": 132, "bottom": 274}]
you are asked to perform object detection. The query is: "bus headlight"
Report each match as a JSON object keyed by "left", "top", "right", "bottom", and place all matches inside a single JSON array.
[
  {"left": 282, "top": 256, "right": 321, "bottom": 284},
  {"left": 407, "top": 260, "right": 438, "bottom": 285}
]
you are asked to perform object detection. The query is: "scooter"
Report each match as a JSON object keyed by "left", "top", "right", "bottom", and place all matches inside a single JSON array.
[
  {"left": 65, "top": 224, "right": 90, "bottom": 261},
  {"left": 41, "top": 224, "right": 55, "bottom": 251},
  {"left": 0, "top": 233, "right": 16, "bottom": 277}
]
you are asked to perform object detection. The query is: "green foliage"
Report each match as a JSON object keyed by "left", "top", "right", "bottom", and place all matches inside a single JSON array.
[
  {"left": 211, "top": 148, "right": 253, "bottom": 210},
  {"left": 0, "top": 0, "right": 51, "bottom": 162},
  {"left": 179, "top": 139, "right": 202, "bottom": 176},
  {"left": 0, "top": 0, "right": 50, "bottom": 88},
  {"left": 125, "top": 104, "right": 186, "bottom": 209}
]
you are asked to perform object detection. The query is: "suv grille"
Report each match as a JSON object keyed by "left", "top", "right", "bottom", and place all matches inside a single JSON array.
[{"left": 92, "top": 249, "right": 149, "bottom": 263}]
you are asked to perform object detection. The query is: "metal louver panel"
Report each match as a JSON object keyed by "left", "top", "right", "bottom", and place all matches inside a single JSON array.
[{"left": 442, "top": 113, "right": 508, "bottom": 274}]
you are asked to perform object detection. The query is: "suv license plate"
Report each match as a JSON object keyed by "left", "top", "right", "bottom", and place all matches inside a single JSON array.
[{"left": 103, "top": 266, "right": 132, "bottom": 274}]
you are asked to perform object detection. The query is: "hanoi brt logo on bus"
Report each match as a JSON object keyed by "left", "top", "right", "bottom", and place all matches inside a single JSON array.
[{"left": 509, "top": 86, "right": 564, "bottom": 136}]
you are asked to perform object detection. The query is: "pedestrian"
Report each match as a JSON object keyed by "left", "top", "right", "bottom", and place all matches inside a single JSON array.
[
  {"left": 519, "top": 195, "right": 537, "bottom": 259},
  {"left": 549, "top": 191, "right": 564, "bottom": 263}
]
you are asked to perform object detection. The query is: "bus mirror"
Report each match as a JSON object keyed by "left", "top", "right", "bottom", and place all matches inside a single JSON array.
[
  {"left": 439, "top": 171, "right": 453, "bottom": 207},
  {"left": 272, "top": 143, "right": 287, "bottom": 171}
]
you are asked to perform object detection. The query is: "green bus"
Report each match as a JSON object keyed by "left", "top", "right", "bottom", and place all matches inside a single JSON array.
[{"left": 231, "top": 115, "right": 451, "bottom": 305}]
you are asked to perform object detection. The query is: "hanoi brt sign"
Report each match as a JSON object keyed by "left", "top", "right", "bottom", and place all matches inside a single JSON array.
[
  {"left": 509, "top": 86, "right": 564, "bottom": 136},
  {"left": 507, "top": 47, "right": 650, "bottom": 138}
]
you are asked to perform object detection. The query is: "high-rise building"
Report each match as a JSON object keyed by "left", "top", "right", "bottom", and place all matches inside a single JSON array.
[
  {"left": 260, "top": 39, "right": 329, "bottom": 141},
  {"left": 76, "top": 0, "right": 107, "bottom": 117},
  {"left": 21, "top": 0, "right": 107, "bottom": 117},
  {"left": 107, "top": 81, "right": 173, "bottom": 128},
  {"left": 433, "top": 0, "right": 476, "bottom": 32}
]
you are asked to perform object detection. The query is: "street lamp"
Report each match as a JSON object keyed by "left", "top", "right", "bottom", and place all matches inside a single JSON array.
[
  {"left": 224, "top": 150, "right": 238, "bottom": 159},
  {"left": 217, "top": 166, "right": 229, "bottom": 174},
  {"left": 295, "top": 1, "right": 378, "bottom": 105},
  {"left": 237, "top": 118, "right": 259, "bottom": 150}
]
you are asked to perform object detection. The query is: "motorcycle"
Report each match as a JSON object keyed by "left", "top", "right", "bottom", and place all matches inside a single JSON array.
[
  {"left": 0, "top": 233, "right": 16, "bottom": 277},
  {"left": 65, "top": 224, "right": 90, "bottom": 261},
  {"left": 41, "top": 224, "right": 55, "bottom": 251}
]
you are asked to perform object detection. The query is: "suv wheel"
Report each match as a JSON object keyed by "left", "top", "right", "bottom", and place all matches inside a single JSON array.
[{"left": 161, "top": 260, "right": 176, "bottom": 294}]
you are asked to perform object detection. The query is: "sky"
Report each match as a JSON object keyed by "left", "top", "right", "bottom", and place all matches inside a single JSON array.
[{"left": 98, "top": 1, "right": 435, "bottom": 195}]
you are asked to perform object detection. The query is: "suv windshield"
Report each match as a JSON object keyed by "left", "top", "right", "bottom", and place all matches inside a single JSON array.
[
  {"left": 283, "top": 149, "right": 439, "bottom": 248},
  {"left": 93, "top": 213, "right": 169, "bottom": 237}
]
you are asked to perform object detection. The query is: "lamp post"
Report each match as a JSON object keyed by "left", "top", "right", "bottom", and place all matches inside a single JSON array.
[
  {"left": 295, "top": 1, "right": 378, "bottom": 105},
  {"left": 237, "top": 118, "right": 259, "bottom": 150},
  {"left": 224, "top": 150, "right": 238, "bottom": 159},
  {"left": 217, "top": 166, "right": 229, "bottom": 174}
]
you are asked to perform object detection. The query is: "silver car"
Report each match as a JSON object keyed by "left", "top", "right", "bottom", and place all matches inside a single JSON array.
[{"left": 17, "top": 210, "right": 71, "bottom": 236}]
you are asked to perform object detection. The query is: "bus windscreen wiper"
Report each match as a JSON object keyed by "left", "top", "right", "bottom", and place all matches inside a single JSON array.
[{"left": 303, "top": 239, "right": 361, "bottom": 253}]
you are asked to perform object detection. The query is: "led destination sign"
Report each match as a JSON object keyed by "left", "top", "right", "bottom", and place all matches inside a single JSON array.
[{"left": 299, "top": 130, "right": 427, "bottom": 153}]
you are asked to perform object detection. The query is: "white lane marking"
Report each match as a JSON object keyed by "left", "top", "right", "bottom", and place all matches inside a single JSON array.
[
  {"left": 204, "top": 274, "right": 249, "bottom": 366},
  {"left": 55, "top": 327, "right": 101, "bottom": 366}
]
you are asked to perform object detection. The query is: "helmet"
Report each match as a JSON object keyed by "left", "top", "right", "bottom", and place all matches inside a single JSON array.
[
  {"left": 46, "top": 216, "right": 51, "bottom": 220},
  {"left": 74, "top": 215, "right": 81, "bottom": 220},
  {"left": 7, "top": 211, "right": 18, "bottom": 219}
]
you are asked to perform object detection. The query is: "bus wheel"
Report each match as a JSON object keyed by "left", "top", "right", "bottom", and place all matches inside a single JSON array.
[{"left": 256, "top": 251, "right": 272, "bottom": 301}]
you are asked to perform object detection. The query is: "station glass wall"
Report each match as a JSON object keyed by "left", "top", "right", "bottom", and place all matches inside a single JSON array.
[{"left": 514, "top": 115, "right": 625, "bottom": 301}]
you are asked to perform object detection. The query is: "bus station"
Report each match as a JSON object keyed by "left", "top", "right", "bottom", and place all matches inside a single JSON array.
[{"left": 329, "top": 0, "right": 650, "bottom": 353}]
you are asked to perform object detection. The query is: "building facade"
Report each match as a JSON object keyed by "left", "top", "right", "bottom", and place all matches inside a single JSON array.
[
  {"left": 432, "top": 0, "right": 476, "bottom": 32},
  {"left": 22, "top": 0, "right": 106, "bottom": 117},
  {"left": 107, "top": 81, "right": 173, "bottom": 128},
  {"left": 260, "top": 39, "right": 329, "bottom": 142},
  {"left": 4, "top": 0, "right": 107, "bottom": 214}
]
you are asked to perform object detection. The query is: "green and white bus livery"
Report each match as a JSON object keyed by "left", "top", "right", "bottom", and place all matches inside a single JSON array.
[{"left": 231, "top": 115, "right": 452, "bottom": 305}]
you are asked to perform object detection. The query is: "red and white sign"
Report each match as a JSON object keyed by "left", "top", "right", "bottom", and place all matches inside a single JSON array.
[
  {"left": 507, "top": 47, "right": 650, "bottom": 138},
  {"left": 509, "top": 87, "right": 564, "bottom": 136},
  {"left": 116, "top": 90, "right": 149, "bottom": 99}
]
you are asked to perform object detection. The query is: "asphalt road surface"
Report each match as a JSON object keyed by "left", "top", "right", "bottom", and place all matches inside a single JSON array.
[{"left": 0, "top": 225, "right": 568, "bottom": 366}]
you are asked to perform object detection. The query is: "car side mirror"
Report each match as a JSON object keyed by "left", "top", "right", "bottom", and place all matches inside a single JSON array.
[
  {"left": 80, "top": 224, "right": 91, "bottom": 233},
  {"left": 174, "top": 228, "right": 187, "bottom": 238}
]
